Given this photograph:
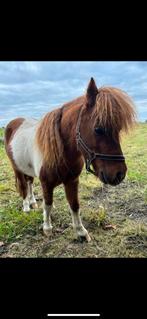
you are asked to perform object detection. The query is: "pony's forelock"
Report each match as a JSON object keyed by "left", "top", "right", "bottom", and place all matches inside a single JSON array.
[{"left": 91, "top": 87, "right": 137, "bottom": 136}]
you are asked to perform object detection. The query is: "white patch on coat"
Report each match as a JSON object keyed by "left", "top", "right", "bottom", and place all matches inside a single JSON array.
[
  {"left": 28, "top": 181, "right": 37, "bottom": 205},
  {"left": 22, "top": 181, "right": 37, "bottom": 212},
  {"left": 23, "top": 182, "right": 30, "bottom": 212},
  {"left": 10, "top": 118, "right": 43, "bottom": 177},
  {"left": 43, "top": 202, "right": 53, "bottom": 231},
  {"left": 43, "top": 201, "right": 53, "bottom": 237},
  {"left": 23, "top": 198, "right": 30, "bottom": 212}
]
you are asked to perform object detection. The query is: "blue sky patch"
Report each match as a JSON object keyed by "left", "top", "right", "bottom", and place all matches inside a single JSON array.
[{"left": 0, "top": 61, "right": 147, "bottom": 126}]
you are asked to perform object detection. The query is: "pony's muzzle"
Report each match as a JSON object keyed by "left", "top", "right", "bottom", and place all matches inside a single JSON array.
[
  {"left": 116, "top": 171, "right": 125, "bottom": 182},
  {"left": 100, "top": 170, "right": 126, "bottom": 186}
]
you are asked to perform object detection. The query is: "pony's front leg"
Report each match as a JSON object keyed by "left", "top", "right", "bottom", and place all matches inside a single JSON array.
[
  {"left": 64, "top": 178, "right": 91, "bottom": 242},
  {"left": 40, "top": 178, "right": 53, "bottom": 237}
]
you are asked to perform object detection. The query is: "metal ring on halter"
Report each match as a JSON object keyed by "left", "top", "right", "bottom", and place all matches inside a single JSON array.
[{"left": 76, "top": 107, "right": 125, "bottom": 175}]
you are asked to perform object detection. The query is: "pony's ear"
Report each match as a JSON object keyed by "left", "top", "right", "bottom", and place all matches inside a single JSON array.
[{"left": 86, "top": 77, "right": 98, "bottom": 107}]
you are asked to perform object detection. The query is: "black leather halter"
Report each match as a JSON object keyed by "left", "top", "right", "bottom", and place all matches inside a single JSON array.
[{"left": 76, "top": 107, "right": 125, "bottom": 175}]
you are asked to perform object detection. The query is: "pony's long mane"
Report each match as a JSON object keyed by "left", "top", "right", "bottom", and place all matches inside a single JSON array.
[
  {"left": 36, "top": 97, "right": 85, "bottom": 169},
  {"left": 92, "top": 87, "right": 137, "bottom": 136},
  {"left": 36, "top": 108, "right": 64, "bottom": 168}
]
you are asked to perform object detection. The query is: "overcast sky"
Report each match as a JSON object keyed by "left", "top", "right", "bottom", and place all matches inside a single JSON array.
[{"left": 0, "top": 61, "right": 147, "bottom": 127}]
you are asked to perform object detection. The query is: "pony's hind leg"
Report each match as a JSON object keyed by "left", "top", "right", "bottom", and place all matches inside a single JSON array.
[
  {"left": 26, "top": 176, "right": 38, "bottom": 209},
  {"left": 64, "top": 178, "right": 91, "bottom": 242},
  {"left": 40, "top": 176, "right": 53, "bottom": 237},
  {"left": 15, "top": 171, "right": 30, "bottom": 212}
]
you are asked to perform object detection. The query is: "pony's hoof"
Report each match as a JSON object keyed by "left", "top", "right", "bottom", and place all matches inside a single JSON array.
[
  {"left": 76, "top": 226, "right": 91, "bottom": 243},
  {"left": 43, "top": 226, "right": 53, "bottom": 237},
  {"left": 30, "top": 202, "right": 38, "bottom": 209},
  {"left": 85, "top": 232, "right": 91, "bottom": 242},
  {"left": 78, "top": 232, "right": 91, "bottom": 243},
  {"left": 23, "top": 207, "right": 30, "bottom": 213}
]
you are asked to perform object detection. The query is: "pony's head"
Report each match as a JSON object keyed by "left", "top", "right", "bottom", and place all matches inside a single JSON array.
[{"left": 79, "top": 78, "right": 136, "bottom": 186}]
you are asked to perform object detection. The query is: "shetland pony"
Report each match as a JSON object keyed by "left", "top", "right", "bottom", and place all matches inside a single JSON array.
[{"left": 4, "top": 78, "right": 136, "bottom": 242}]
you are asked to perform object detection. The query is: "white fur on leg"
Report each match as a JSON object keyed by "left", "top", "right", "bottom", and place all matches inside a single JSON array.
[
  {"left": 22, "top": 182, "right": 30, "bottom": 212},
  {"left": 43, "top": 202, "right": 53, "bottom": 237},
  {"left": 70, "top": 208, "right": 91, "bottom": 242},
  {"left": 28, "top": 182, "right": 38, "bottom": 209},
  {"left": 23, "top": 181, "right": 36, "bottom": 212},
  {"left": 23, "top": 197, "right": 30, "bottom": 212},
  {"left": 53, "top": 202, "right": 56, "bottom": 209}
]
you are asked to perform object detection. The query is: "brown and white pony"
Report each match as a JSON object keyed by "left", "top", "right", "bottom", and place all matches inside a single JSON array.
[{"left": 4, "top": 78, "right": 136, "bottom": 242}]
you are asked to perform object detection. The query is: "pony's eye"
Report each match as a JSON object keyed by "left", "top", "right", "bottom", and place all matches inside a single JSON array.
[{"left": 95, "top": 127, "right": 105, "bottom": 136}]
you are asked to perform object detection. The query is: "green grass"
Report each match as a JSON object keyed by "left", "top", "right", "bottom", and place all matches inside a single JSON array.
[
  {"left": 121, "top": 123, "right": 147, "bottom": 183},
  {"left": 0, "top": 128, "right": 4, "bottom": 137},
  {"left": 0, "top": 124, "right": 147, "bottom": 257}
]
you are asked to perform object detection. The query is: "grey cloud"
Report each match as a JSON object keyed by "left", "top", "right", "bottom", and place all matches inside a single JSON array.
[{"left": 0, "top": 61, "right": 147, "bottom": 126}]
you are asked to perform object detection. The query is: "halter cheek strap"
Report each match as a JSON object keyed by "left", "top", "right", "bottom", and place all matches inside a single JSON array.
[{"left": 76, "top": 107, "right": 125, "bottom": 176}]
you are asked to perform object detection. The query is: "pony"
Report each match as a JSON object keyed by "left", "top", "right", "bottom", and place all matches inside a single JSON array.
[{"left": 4, "top": 78, "right": 136, "bottom": 242}]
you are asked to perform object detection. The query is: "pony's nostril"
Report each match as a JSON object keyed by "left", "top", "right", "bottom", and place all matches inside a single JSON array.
[
  {"left": 100, "top": 171, "right": 108, "bottom": 184},
  {"left": 117, "top": 171, "right": 124, "bottom": 181}
]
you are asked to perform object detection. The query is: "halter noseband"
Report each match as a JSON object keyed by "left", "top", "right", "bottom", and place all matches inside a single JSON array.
[{"left": 76, "top": 107, "right": 125, "bottom": 175}]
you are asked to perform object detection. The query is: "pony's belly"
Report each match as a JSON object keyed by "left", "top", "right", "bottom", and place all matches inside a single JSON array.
[
  {"left": 10, "top": 126, "right": 37, "bottom": 177},
  {"left": 11, "top": 141, "right": 36, "bottom": 177},
  {"left": 10, "top": 139, "right": 43, "bottom": 178},
  {"left": 16, "top": 161, "right": 35, "bottom": 177},
  {"left": 10, "top": 118, "right": 43, "bottom": 178},
  {"left": 33, "top": 149, "right": 43, "bottom": 177},
  {"left": 11, "top": 145, "right": 42, "bottom": 178}
]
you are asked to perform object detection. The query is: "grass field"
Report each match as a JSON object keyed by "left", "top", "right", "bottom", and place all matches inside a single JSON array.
[{"left": 0, "top": 124, "right": 147, "bottom": 257}]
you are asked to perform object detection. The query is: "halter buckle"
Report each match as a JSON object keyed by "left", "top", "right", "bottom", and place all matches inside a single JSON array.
[{"left": 86, "top": 154, "right": 97, "bottom": 175}]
